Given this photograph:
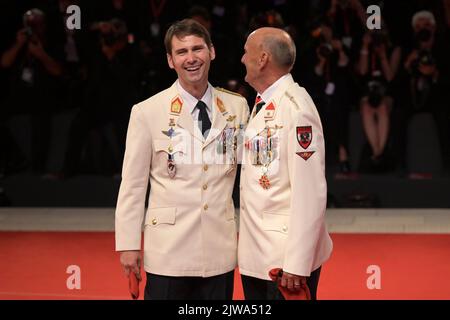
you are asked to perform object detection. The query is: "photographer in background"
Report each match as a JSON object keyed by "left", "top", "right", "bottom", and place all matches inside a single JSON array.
[
  {"left": 404, "top": 11, "right": 439, "bottom": 90},
  {"left": 0, "top": 8, "right": 63, "bottom": 176},
  {"left": 61, "top": 18, "right": 141, "bottom": 178},
  {"left": 404, "top": 11, "right": 442, "bottom": 112},
  {"left": 310, "top": 22, "right": 353, "bottom": 174},
  {"left": 324, "top": 0, "right": 366, "bottom": 59},
  {"left": 356, "top": 24, "right": 401, "bottom": 172},
  {"left": 402, "top": 11, "right": 447, "bottom": 168}
]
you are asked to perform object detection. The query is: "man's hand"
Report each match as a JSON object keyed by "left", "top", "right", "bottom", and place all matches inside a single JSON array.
[
  {"left": 16, "top": 29, "right": 28, "bottom": 47},
  {"left": 101, "top": 43, "right": 117, "bottom": 61},
  {"left": 418, "top": 63, "right": 437, "bottom": 77},
  {"left": 120, "top": 250, "right": 142, "bottom": 281},
  {"left": 331, "top": 39, "right": 343, "bottom": 52},
  {"left": 27, "top": 38, "right": 46, "bottom": 60},
  {"left": 362, "top": 32, "right": 372, "bottom": 49},
  {"left": 280, "top": 271, "right": 307, "bottom": 292},
  {"left": 374, "top": 44, "right": 387, "bottom": 59}
]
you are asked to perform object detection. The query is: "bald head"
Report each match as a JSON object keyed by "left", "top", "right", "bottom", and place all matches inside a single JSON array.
[
  {"left": 249, "top": 27, "right": 296, "bottom": 72},
  {"left": 242, "top": 27, "right": 296, "bottom": 92}
]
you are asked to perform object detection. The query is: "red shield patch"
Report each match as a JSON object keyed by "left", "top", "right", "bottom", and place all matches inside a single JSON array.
[{"left": 297, "top": 126, "right": 312, "bottom": 149}]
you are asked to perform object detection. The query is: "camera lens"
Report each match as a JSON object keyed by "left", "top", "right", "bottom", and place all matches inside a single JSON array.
[
  {"left": 415, "top": 29, "right": 432, "bottom": 43},
  {"left": 318, "top": 43, "right": 333, "bottom": 58},
  {"left": 367, "top": 81, "right": 386, "bottom": 108}
]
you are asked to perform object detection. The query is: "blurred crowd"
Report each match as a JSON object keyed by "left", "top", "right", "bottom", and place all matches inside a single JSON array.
[{"left": 0, "top": 0, "right": 449, "bottom": 180}]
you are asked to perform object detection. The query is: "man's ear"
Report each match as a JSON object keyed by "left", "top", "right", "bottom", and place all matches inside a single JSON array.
[
  {"left": 210, "top": 45, "right": 216, "bottom": 61},
  {"left": 259, "top": 51, "right": 269, "bottom": 69},
  {"left": 167, "top": 53, "right": 174, "bottom": 69}
]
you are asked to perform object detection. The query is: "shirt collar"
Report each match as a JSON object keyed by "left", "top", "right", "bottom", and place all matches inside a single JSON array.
[
  {"left": 176, "top": 80, "right": 213, "bottom": 114},
  {"left": 258, "top": 73, "right": 291, "bottom": 104}
]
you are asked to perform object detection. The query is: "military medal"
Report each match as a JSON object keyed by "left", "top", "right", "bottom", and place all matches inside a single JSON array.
[
  {"left": 247, "top": 124, "right": 283, "bottom": 189},
  {"left": 259, "top": 175, "right": 270, "bottom": 189},
  {"left": 162, "top": 127, "right": 178, "bottom": 138},
  {"left": 167, "top": 153, "right": 176, "bottom": 178},
  {"left": 167, "top": 144, "right": 176, "bottom": 178},
  {"left": 217, "top": 127, "right": 236, "bottom": 163},
  {"left": 166, "top": 98, "right": 183, "bottom": 178},
  {"left": 259, "top": 167, "right": 271, "bottom": 190},
  {"left": 217, "top": 133, "right": 225, "bottom": 154}
]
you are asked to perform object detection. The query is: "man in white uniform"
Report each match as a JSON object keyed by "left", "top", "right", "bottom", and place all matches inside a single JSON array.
[
  {"left": 239, "top": 27, "right": 333, "bottom": 300},
  {"left": 115, "top": 19, "right": 249, "bottom": 299}
]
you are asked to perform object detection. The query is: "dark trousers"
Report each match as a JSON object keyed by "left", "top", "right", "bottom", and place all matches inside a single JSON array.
[
  {"left": 144, "top": 270, "right": 235, "bottom": 300},
  {"left": 241, "top": 267, "right": 322, "bottom": 300}
]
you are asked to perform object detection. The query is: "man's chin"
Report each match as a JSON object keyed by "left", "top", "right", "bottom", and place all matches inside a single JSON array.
[
  {"left": 244, "top": 75, "right": 252, "bottom": 86},
  {"left": 181, "top": 76, "right": 207, "bottom": 87}
]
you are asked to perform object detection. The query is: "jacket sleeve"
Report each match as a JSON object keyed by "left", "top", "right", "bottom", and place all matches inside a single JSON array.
[
  {"left": 283, "top": 91, "right": 328, "bottom": 276},
  {"left": 115, "top": 104, "right": 152, "bottom": 251}
]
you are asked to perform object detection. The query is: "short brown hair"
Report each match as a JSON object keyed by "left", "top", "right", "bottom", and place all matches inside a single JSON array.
[{"left": 164, "top": 19, "right": 213, "bottom": 55}]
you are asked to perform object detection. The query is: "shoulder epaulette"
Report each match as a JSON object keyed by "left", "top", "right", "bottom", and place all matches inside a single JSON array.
[
  {"left": 285, "top": 91, "right": 301, "bottom": 111},
  {"left": 215, "top": 87, "right": 243, "bottom": 97}
]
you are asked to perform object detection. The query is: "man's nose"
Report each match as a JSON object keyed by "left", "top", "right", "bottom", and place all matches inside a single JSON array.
[{"left": 186, "top": 50, "right": 196, "bottom": 63}]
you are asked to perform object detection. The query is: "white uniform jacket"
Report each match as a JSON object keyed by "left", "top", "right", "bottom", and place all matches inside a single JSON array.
[
  {"left": 116, "top": 82, "right": 249, "bottom": 277},
  {"left": 239, "top": 74, "right": 333, "bottom": 280}
]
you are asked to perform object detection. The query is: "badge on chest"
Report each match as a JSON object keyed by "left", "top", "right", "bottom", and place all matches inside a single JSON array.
[{"left": 245, "top": 124, "right": 283, "bottom": 189}]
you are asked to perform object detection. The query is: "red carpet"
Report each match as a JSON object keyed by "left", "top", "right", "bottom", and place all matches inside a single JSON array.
[{"left": 1, "top": 232, "right": 449, "bottom": 300}]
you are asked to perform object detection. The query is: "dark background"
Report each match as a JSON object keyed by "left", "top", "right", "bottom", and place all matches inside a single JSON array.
[{"left": 0, "top": 0, "right": 449, "bottom": 208}]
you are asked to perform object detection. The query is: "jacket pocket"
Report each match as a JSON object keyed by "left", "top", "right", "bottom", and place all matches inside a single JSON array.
[
  {"left": 154, "top": 139, "right": 185, "bottom": 153},
  {"left": 145, "top": 207, "right": 177, "bottom": 227},
  {"left": 262, "top": 211, "right": 289, "bottom": 234},
  {"left": 153, "top": 139, "right": 186, "bottom": 164}
]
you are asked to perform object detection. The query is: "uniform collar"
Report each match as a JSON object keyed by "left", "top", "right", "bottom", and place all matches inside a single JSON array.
[
  {"left": 176, "top": 80, "right": 213, "bottom": 115},
  {"left": 258, "top": 73, "right": 291, "bottom": 104}
]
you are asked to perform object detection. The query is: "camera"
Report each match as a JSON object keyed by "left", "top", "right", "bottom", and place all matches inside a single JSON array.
[
  {"left": 366, "top": 80, "right": 387, "bottom": 108},
  {"left": 311, "top": 24, "right": 334, "bottom": 59},
  {"left": 411, "top": 50, "right": 435, "bottom": 77},
  {"left": 415, "top": 29, "right": 432, "bottom": 44},
  {"left": 24, "top": 26, "right": 33, "bottom": 38},
  {"left": 101, "top": 30, "right": 119, "bottom": 46},
  {"left": 318, "top": 42, "right": 333, "bottom": 58},
  {"left": 99, "top": 19, "right": 128, "bottom": 47}
]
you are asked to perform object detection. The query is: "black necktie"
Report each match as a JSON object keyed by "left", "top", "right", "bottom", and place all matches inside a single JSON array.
[
  {"left": 255, "top": 96, "right": 265, "bottom": 115},
  {"left": 196, "top": 100, "right": 211, "bottom": 138}
]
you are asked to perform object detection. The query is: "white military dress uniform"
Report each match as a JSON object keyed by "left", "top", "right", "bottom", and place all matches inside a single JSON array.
[
  {"left": 116, "top": 81, "right": 249, "bottom": 277},
  {"left": 238, "top": 74, "right": 333, "bottom": 280}
]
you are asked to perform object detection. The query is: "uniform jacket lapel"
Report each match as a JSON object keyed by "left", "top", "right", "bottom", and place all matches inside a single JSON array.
[
  {"left": 169, "top": 83, "right": 204, "bottom": 143},
  {"left": 245, "top": 75, "right": 295, "bottom": 143},
  {"left": 203, "top": 88, "right": 228, "bottom": 149}
]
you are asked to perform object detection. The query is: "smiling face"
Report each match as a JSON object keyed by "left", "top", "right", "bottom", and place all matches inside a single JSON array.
[{"left": 167, "top": 34, "right": 215, "bottom": 91}]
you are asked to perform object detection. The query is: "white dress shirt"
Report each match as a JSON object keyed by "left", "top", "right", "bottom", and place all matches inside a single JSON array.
[{"left": 176, "top": 80, "right": 213, "bottom": 129}]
